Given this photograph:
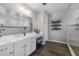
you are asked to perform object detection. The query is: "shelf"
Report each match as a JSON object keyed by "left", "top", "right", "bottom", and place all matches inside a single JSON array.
[
  {"left": 52, "top": 28, "right": 61, "bottom": 30},
  {"left": 51, "top": 25, "right": 61, "bottom": 26},
  {"left": 51, "top": 21, "right": 61, "bottom": 23},
  {"left": 51, "top": 20, "right": 61, "bottom": 30}
]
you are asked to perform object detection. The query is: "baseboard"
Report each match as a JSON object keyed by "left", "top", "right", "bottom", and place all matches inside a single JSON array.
[{"left": 47, "top": 39, "right": 66, "bottom": 44}]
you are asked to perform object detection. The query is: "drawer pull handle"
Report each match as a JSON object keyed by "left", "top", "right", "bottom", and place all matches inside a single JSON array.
[{"left": 23, "top": 45, "right": 27, "bottom": 48}]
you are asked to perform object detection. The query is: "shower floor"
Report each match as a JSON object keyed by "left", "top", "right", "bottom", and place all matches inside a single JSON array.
[
  {"left": 30, "top": 41, "right": 71, "bottom": 56},
  {"left": 71, "top": 45, "right": 79, "bottom": 56}
]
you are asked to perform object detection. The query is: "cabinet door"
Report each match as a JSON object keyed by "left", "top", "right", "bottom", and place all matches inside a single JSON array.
[
  {"left": 0, "top": 43, "right": 13, "bottom": 56},
  {"left": 25, "top": 39, "right": 32, "bottom": 56},
  {"left": 14, "top": 40, "right": 25, "bottom": 56},
  {"left": 31, "top": 37, "right": 36, "bottom": 52}
]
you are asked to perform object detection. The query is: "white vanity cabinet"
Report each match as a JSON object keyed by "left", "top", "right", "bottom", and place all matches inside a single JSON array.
[
  {"left": 0, "top": 43, "right": 13, "bottom": 56},
  {"left": 14, "top": 36, "right": 36, "bottom": 56},
  {"left": 0, "top": 33, "right": 37, "bottom": 56},
  {"left": 14, "top": 38, "right": 33, "bottom": 56},
  {"left": 14, "top": 39, "right": 26, "bottom": 56},
  {"left": 24, "top": 36, "right": 36, "bottom": 56}
]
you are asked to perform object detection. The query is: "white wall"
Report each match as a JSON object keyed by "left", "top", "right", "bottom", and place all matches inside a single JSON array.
[
  {"left": 32, "top": 11, "right": 38, "bottom": 31},
  {"left": 30, "top": 6, "right": 68, "bottom": 43},
  {"left": 37, "top": 11, "right": 44, "bottom": 32},
  {"left": 31, "top": 3, "right": 79, "bottom": 46},
  {"left": 33, "top": 11, "right": 49, "bottom": 44},
  {"left": 32, "top": 11, "right": 44, "bottom": 32},
  {"left": 43, "top": 12, "right": 49, "bottom": 44},
  {"left": 48, "top": 11, "right": 67, "bottom": 42}
]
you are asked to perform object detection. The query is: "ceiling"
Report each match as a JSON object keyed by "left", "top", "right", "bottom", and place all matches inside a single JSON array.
[
  {"left": 26, "top": 3, "right": 70, "bottom": 14},
  {"left": 0, "top": 3, "right": 79, "bottom": 15},
  {"left": 0, "top": 3, "right": 32, "bottom": 17}
]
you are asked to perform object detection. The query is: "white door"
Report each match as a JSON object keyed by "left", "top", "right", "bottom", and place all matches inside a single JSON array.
[
  {"left": 0, "top": 43, "right": 13, "bottom": 56},
  {"left": 14, "top": 40, "right": 25, "bottom": 56}
]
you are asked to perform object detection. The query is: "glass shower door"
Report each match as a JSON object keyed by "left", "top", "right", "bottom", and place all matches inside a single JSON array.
[{"left": 66, "top": 17, "right": 79, "bottom": 56}]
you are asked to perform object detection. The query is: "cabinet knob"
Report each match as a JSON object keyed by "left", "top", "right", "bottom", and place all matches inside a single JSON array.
[
  {"left": 10, "top": 52, "right": 13, "bottom": 54},
  {"left": 9, "top": 51, "right": 13, "bottom": 56},
  {"left": 23, "top": 44, "right": 27, "bottom": 48}
]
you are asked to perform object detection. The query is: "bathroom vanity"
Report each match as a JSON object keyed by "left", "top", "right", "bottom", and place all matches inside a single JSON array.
[{"left": 0, "top": 32, "right": 43, "bottom": 56}]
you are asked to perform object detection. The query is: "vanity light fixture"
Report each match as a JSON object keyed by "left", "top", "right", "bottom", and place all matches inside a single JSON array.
[{"left": 16, "top": 5, "right": 32, "bottom": 17}]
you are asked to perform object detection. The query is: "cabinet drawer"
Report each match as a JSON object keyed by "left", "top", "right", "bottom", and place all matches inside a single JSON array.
[
  {"left": 0, "top": 43, "right": 13, "bottom": 56},
  {"left": 0, "top": 48, "right": 13, "bottom": 56}
]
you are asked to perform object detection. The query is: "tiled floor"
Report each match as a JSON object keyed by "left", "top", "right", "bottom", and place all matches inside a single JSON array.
[
  {"left": 71, "top": 45, "right": 79, "bottom": 56},
  {"left": 30, "top": 41, "right": 71, "bottom": 56}
]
